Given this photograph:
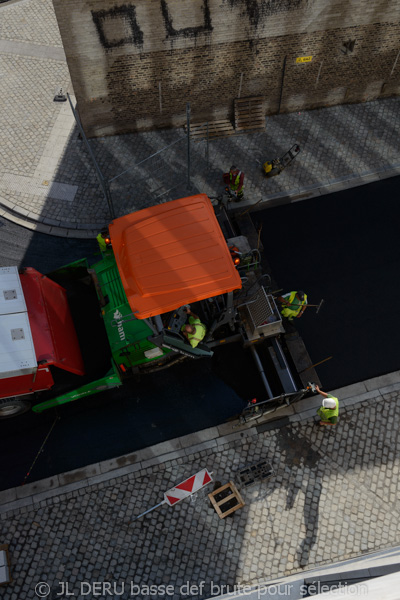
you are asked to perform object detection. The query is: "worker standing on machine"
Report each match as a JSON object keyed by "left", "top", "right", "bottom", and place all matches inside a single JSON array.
[
  {"left": 96, "top": 228, "right": 112, "bottom": 253},
  {"left": 181, "top": 307, "right": 207, "bottom": 348},
  {"left": 315, "top": 384, "right": 339, "bottom": 426},
  {"left": 223, "top": 166, "right": 245, "bottom": 201},
  {"left": 277, "top": 290, "right": 308, "bottom": 321}
]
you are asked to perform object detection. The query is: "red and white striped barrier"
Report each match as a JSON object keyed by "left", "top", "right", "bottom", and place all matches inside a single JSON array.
[
  {"left": 164, "top": 469, "right": 212, "bottom": 506},
  {"left": 132, "top": 468, "right": 213, "bottom": 521}
]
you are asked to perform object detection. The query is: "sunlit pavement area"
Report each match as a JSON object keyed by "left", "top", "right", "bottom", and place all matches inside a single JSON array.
[{"left": 1, "top": 372, "right": 400, "bottom": 599}]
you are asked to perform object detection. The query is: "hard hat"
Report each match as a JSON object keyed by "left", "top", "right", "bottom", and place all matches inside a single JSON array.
[{"left": 322, "top": 398, "right": 336, "bottom": 409}]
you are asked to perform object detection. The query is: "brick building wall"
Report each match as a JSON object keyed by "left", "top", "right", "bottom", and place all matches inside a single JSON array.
[{"left": 52, "top": 0, "right": 400, "bottom": 136}]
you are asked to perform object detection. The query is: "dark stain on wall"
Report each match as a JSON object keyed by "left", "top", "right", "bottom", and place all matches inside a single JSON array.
[
  {"left": 92, "top": 4, "right": 144, "bottom": 50},
  {"left": 225, "top": 0, "right": 306, "bottom": 28},
  {"left": 160, "top": 0, "right": 213, "bottom": 39}
]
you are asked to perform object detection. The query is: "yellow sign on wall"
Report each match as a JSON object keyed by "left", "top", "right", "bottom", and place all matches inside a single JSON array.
[{"left": 296, "top": 56, "right": 313, "bottom": 63}]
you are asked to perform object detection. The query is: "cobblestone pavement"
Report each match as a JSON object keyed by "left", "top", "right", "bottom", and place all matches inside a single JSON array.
[
  {"left": 1, "top": 2, "right": 400, "bottom": 599},
  {"left": 1, "top": 377, "right": 400, "bottom": 600},
  {"left": 1, "top": 0, "right": 400, "bottom": 237}
]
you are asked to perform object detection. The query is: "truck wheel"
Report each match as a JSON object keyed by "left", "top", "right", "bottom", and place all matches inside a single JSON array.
[{"left": 0, "top": 397, "right": 31, "bottom": 419}]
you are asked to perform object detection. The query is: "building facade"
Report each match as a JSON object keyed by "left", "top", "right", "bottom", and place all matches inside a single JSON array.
[{"left": 52, "top": 0, "right": 400, "bottom": 136}]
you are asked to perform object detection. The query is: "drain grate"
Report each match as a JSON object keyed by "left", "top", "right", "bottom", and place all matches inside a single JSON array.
[{"left": 238, "top": 461, "right": 275, "bottom": 488}]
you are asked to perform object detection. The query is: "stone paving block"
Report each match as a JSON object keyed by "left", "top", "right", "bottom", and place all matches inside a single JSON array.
[
  {"left": 42, "top": 217, "right": 61, "bottom": 226},
  {"left": 140, "top": 450, "right": 188, "bottom": 470},
  {"left": 184, "top": 440, "right": 218, "bottom": 456},
  {"left": 147, "top": 439, "right": 183, "bottom": 456},
  {"left": 330, "top": 381, "right": 368, "bottom": 399},
  {"left": 32, "top": 479, "right": 88, "bottom": 503},
  {"left": 379, "top": 167, "right": 400, "bottom": 179},
  {"left": 379, "top": 382, "right": 400, "bottom": 395},
  {"left": 290, "top": 408, "right": 317, "bottom": 423},
  {"left": 216, "top": 429, "right": 258, "bottom": 446},
  {"left": 0, "top": 496, "right": 33, "bottom": 516},
  {"left": 97, "top": 462, "right": 144, "bottom": 481},
  {"left": 178, "top": 428, "right": 219, "bottom": 449},
  {"left": 341, "top": 391, "right": 381, "bottom": 407},
  {"left": 0, "top": 488, "right": 17, "bottom": 506},
  {"left": 58, "top": 464, "right": 101, "bottom": 487},
  {"left": 216, "top": 421, "right": 249, "bottom": 437},
  {"left": 366, "top": 371, "right": 400, "bottom": 391},
  {"left": 16, "top": 476, "right": 59, "bottom": 499},
  {"left": 292, "top": 396, "right": 321, "bottom": 414}
]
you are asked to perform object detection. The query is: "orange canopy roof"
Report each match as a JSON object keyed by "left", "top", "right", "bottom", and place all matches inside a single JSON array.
[{"left": 109, "top": 194, "right": 242, "bottom": 319}]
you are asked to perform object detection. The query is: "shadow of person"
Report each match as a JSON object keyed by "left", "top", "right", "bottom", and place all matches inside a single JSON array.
[{"left": 276, "top": 425, "right": 323, "bottom": 568}]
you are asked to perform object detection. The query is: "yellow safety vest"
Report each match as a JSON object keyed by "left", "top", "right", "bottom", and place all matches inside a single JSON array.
[
  {"left": 230, "top": 172, "right": 242, "bottom": 190},
  {"left": 281, "top": 291, "right": 307, "bottom": 318},
  {"left": 182, "top": 317, "right": 206, "bottom": 348},
  {"left": 317, "top": 396, "right": 339, "bottom": 422},
  {"left": 97, "top": 233, "right": 107, "bottom": 252}
]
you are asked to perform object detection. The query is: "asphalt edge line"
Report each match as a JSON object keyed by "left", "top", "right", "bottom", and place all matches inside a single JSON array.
[{"left": 1, "top": 371, "right": 400, "bottom": 515}]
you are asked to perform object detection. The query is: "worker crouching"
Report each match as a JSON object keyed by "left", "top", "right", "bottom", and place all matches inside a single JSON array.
[
  {"left": 277, "top": 290, "right": 307, "bottom": 321},
  {"left": 181, "top": 307, "right": 206, "bottom": 348}
]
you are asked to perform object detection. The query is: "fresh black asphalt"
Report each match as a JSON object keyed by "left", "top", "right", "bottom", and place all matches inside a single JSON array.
[
  {"left": 255, "top": 175, "right": 400, "bottom": 390},
  {"left": 1, "top": 176, "right": 399, "bottom": 489}
]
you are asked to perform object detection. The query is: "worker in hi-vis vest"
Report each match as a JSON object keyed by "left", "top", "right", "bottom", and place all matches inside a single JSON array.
[
  {"left": 181, "top": 307, "right": 206, "bottom": 349},
  {"left": 277, "top": 290, "right": 308, "bottom": 321},
  {"left": 223, "top": 166, "right": 245, "bottom": 200},
  {"left": 315, "top": 384, "right": 339, "bottom": 426},
  {"left": 96, "top": 228, "right": 112, "bottom": 253}
]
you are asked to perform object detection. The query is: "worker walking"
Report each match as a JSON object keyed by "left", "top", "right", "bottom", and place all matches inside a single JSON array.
[
  {"left": 96, "top": 228, "right": 111, "bottom": 253},
  {"left": 277, "top": 290, "right": 307, "bottom": 321},
  {"left": 223, "top": 166, "right": 245, "bottom": 201},
  {"left": 315, "top": 384, "right": 339, "bottom": 426},
  {"left": 181, "top": 307, "right": 206, "bottom": 348}
]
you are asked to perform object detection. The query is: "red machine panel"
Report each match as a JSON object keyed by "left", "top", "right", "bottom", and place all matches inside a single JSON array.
[
  {"left": 0, "top": 368, "right": 54, "bottom": 399},
  {"left": 20, "top": 268, "right": 85, "bottom": 376}
]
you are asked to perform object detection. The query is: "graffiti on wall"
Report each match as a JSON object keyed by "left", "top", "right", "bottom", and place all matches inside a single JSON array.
[
  {"left": 91, "top": 4, "right": 144, "bottom": 49},
  {"left": 160, "top": 0, "right": 213, "bottom": 39},
  {"left": 224, "top": 0, "right": 307, "bottom": 28},
  {"left": 92, "top": 0, "right": 307, "bottom": 50}
]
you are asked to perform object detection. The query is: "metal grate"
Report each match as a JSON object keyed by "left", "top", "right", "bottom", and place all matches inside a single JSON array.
[
  {"left": 247, "top": 287, "right": 275, "bottom": 329},
  {"left": 238, "top": 461, "right": 275, "bottom": 488}
]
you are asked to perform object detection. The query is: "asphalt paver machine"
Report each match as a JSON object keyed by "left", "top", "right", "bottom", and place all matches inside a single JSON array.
[{"left": 0, "top": 194, "right": 317, "bottom": 419}]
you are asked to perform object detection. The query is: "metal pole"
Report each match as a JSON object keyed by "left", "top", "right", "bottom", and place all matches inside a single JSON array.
[
  {"left": 206, "top": 122, "right": 209, "bottom": 170},
  {"left": 159, "top": 81, "right": 162, "bottom": 113},
  {"left": 67, "top": 93, "right": 116, "bottom": 219},
  {"left": 186, "top": 102, "right": 191, "bottom": 190},
  {"left": 391, "top": 49, "right": 400, "bottom": 76},
  {"left": 238, "top": 72, "right": 244, "bottom": 98},
  {"left": 278, "top": 56, "right": 287, "bottom": 115},
  {"left": 132, "top": 500, "right": 166, "bottom": 522}
]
